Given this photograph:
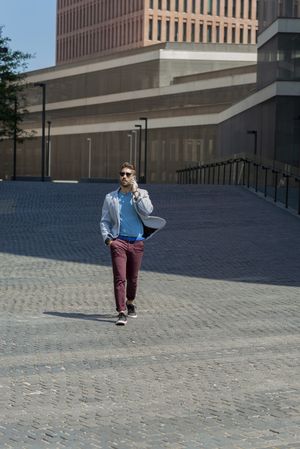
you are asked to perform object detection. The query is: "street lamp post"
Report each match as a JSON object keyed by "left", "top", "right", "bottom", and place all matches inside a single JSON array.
[
  {"left": 131, "top": 130, "right": 137, "bottom": 168},
  {"left": 86, "top": 138, "right": 92, "bottom": 178},
  {"left": 47, "top": 121, "right": 51, "bottom": 177},
  {"left": 34, "top": 82, "right": 47, "bottom": 181},
  {"left": 12, "top": 97, "right": 17, "bottom": 181},
  {"left": 127, "top": 133, "right": 133, "bottom": 163},
  {"left": 139, "top": 117, "right": 148, "bottom": 183},
  {"left": 134, "top": 124, "right": 142, "bottom": 180}
]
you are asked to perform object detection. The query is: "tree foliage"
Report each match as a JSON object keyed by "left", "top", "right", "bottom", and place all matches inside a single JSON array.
[{"left": 0, "top": 26, "right": 32, "bottom": 141}]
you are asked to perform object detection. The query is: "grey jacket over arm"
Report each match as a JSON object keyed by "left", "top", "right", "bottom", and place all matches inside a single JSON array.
[{"left": 100, "top": 188, "right": 166, "bottom": 243}]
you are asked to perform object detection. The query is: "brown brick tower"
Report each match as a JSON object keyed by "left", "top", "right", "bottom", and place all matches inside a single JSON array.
[{"left": 56, "top": 0, "right": 258, "bottom": 65}]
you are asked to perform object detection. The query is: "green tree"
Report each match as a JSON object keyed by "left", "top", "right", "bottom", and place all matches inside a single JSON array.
[{"left": 0, "top": 26, "right": 32, "bottom": 141}]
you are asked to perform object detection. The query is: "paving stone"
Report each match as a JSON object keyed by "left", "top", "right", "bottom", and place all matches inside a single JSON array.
[{"left": 0, "top": 182, "right": 299, "bottom": 448}]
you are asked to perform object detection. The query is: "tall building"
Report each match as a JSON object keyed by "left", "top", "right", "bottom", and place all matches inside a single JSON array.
[{"left": 56, "top": 0, "right": 258, "bottom": 65}]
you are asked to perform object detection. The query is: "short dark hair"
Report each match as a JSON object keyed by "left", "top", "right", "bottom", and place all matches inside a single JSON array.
[{"left": 120, "top": 162, "right": 136, "bottom": 174}]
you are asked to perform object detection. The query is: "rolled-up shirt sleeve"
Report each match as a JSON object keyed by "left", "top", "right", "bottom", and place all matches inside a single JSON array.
[{"left": 133, "top": 189, "right": 153, "bottom": 216}]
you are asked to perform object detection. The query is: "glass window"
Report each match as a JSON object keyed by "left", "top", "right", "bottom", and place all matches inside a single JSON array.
[
  {"left": 199, "top": 23, "right": 203, "bottom": 42},
  {"left": 166, "top": 0, "right": 170, "bottom": 10},
  {"left": 248, "top": 0, "right": 252, "bottom": 18},
  {"left": 183, "top": 22, "right": 187, "bottom": 41},
  {"left": 191, "top": 22, "right": 195, "bottom": 41},
  {"left": 248, "top": 28, "right": 252, "bottom": 43},
  {"left": 258, "top": 0, "right": 300, "bottom": 32},
  {"left": 174, "top": 21, "right": 179, "bottom": 40},
  {"left": 224, "top": 0, "right": 228, "bottom": 16},
  {"left": 280, "top": 34, "right": 300, "bottom": 81},
  {"left": 184, "top": 0, "right": 188, "bottom": 12},
  {"left": 216, "top": 25, "right": 220, "bottom": 42},
  {"left": 207, "top": 0, "right": 212, "bottom": 14},
  {"left": 157, "top": 19, "right": 162, "bottom": 40},
  {"left": 166, "top": 20, "right": 170, "bottom": 40},
  {"left": 200, "top": 0, "right": 204, "bottom": 14},
  {"left": 239, "top": 26, "right": 244, "bottom": 43},
  {"left": 148, "top": 18, "right": 153, "bottom": 39},
  {"left": 192, "top": 0, "right": 196, "bottom": 13},
  {"left": 224, "top": 25, "right": 228, "bottom": 42},
  {"left": 207, "top": 24, "right": 212, "bottom": 42},
  {"left": 241, "top": 0, "right": 244, "bottom": 18},
  {"left": 232, "top": 0, "right": 236, "bottom": 17}
]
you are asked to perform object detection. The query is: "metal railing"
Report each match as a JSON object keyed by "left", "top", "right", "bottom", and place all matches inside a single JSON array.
[{"left": 176, "top": 156, "right": 300, "bottom": 215}]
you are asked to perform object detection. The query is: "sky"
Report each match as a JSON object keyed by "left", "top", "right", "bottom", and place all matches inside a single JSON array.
[{"left": 1, "top": 0, "right": 56, "bottom": 72}]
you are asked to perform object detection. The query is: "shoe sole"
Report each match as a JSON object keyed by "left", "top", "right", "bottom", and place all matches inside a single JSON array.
[{"left": 127, "top": 314, "right": 137, "bottom": 318}]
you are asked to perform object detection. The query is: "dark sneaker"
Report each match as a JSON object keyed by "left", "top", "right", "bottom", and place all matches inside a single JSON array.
[
  {"left": 116, "top": 313, "right": 127, "bottom": 326},
  {"left": 127, "top": 303, "right": 137, "bottom": 318}
]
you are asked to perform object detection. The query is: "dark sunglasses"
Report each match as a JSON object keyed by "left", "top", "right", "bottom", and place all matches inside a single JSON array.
[{"left": 119, "top": 171, "right": 132, "bottom": 177}]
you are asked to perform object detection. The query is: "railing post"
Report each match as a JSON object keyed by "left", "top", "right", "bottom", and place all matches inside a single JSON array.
[
  {"left": 235, "top": 159, "right": 239, "bottom": 185},
  {"left": 273, "top": 170, "right": 278, "bottom": 203},
  {"left": 296, "top": 177, "right": 300, "bottom": 215},
  {"left": 262, "top": 166, "right": 269, "bottom": 197},
  {"left": 254, "top": 163, "right": 259, "bottom": 192},
  {"left": 283, "top": 174, "right": 290, "bottom": 209},
  {"left": 247, "top": 160, "right": 251, "bottom": 188},
  {"left": 176, "top": 158, "right": 298, "bottom": 214}
]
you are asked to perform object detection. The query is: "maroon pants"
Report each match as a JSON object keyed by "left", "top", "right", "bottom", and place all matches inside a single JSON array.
[{"left": 110, "top": 239, "right": 144, "bottom": 312}]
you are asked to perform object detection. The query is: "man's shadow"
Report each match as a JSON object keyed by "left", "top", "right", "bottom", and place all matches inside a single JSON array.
[{"left": 44, "top": 311, "right": 116, "bottom": 324}]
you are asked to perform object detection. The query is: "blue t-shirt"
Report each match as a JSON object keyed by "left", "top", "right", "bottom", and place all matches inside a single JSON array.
[{"left": 118, "top": 191, "right": 144, "bottom": 239}]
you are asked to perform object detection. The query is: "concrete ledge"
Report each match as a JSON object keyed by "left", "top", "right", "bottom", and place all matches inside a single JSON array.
[
  {"left": 10, "top": 176, "right": 52, "bottom": 182},
  {"left": 79, "top": 177, "right": 118, "bottom": 183}
]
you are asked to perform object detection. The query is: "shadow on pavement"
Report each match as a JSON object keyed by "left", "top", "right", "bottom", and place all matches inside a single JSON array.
[
  {"left": 0, "top": 182, "right": 300, "bottom": 287},
  {"left": 44, "top": 311, "right": 115, "bottom": 323}
]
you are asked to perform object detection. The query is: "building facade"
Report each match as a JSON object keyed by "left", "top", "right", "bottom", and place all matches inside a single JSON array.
[
  {"left": 56, "top": 0, "right": 258, "bottom": 65},
  {"left": 218, "top": 0, "right": 300, "bottom": 170},
  {"left": 2, "top": 1, "right": 299, "bottom": 184},
  {"left": 0, "top": 43, "right": 257, "bottom": 182}
]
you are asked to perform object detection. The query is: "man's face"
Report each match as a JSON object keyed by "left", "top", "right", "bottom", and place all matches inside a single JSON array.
[{"left": 119, "top": 168, "right": 134, "bottom": 187}]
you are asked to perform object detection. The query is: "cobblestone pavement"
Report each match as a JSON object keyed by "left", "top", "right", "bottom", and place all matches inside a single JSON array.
[{"left": 0, "top": 181, "right": 299, "bottom": 449}]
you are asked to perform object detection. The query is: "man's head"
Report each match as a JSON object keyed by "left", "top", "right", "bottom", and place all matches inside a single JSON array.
[{"left": 119, "top": 162, "right": 136, "bottom": 188}]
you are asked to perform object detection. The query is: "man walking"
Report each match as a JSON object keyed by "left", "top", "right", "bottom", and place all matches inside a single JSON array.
[{"left": 100, "top": 162, "right": 165, "bottom": 326}]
